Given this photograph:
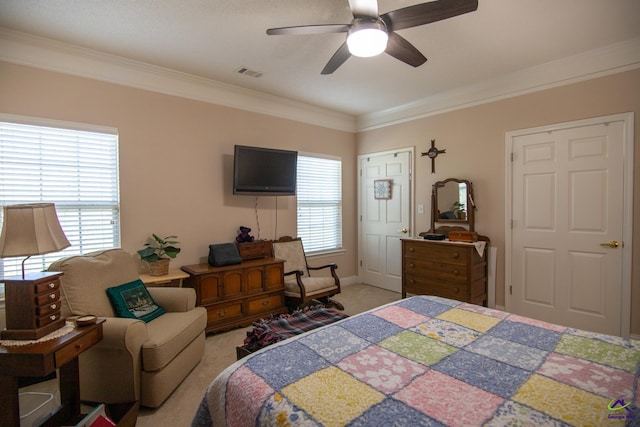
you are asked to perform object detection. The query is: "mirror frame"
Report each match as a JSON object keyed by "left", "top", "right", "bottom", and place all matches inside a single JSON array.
[{"left": 430, "top": 178, "right": 475, "bottom": 234}]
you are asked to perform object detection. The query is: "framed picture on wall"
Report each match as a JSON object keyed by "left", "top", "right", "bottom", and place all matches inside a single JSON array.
[{"left": 374, "top": 179, "right": 392, "bottom": 200}]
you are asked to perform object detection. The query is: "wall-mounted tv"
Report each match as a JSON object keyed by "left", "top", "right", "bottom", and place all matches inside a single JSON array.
[{"left": 233, "top": 145, "right": 298, "bottom": 196}]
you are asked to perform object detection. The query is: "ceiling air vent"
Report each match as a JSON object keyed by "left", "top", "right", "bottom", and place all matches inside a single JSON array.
[{"left": 235, "top": 67, "right": 263, "bottom": 78}]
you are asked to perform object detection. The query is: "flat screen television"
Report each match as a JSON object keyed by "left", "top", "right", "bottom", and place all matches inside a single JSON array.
[{"left": 233, "top": 145, "right": 298, "bottom": 196}]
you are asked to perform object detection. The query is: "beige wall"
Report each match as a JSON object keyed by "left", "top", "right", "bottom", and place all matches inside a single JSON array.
[
  {"left": 358, "top": 68, "right": 640, "bottom": 335},
  {"left": 0, "top": 61, "right": 358, "bottom": 279},
  {"left": 1, "top": 61, "right": 638, "bottom": 335}
]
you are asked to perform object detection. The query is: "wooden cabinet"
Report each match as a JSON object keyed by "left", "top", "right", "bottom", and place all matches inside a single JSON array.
[
  {"left": 182, "top": 258, "right": 287, "bottom": 334},
  {"left": 1, "top": 272, "right": 65, "bottom": 340},
  {"left": 402, "top": 238, "right": 488, "bottom": 306}
]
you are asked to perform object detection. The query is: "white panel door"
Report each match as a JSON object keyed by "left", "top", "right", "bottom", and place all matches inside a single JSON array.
[
  {"left": 509, "top": 119, "right": 628, "bottom": 335},
  {"left": 359, "top": 150, "right": 411, "bottom": 292}
]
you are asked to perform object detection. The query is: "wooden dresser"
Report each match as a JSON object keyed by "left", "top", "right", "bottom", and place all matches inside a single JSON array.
[
  {"left": 182, "top": 258, "right": 288, "bottom": 334},
  {"left": 1, "top": 271, "right": 65, "bottom": 340},
  {"left": 402, "top": 238, "right": 488, "bottom": 306}
]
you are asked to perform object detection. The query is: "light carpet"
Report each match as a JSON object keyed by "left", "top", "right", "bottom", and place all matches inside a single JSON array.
[{"left": 135, "top": 283, "right": 400, "bottom": 427}]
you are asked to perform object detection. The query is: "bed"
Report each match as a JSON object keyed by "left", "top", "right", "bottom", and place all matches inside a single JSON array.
[{"left": 192, "top": 296, "right": 640, "bottom": 426}]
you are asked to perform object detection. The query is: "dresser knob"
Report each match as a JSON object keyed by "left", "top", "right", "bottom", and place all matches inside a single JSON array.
[
  {"left": 452, "top": 269, "right": 460, "bottom": 275},
  {"left": 262, "top": 300, "right": 269, "bottom": 306},
  {"left": 48, "top": 282, "right": 55, "bottom": 288},
  {"left": 453, "top": 287, "right": 460, "bottom": 294},
  {"left": 50, "top": 303, "right": 57, "bottom": 309},
  {"left": 409, "top": 279, "right": 415, "bottom": 284},
  {"left": 452, "top": 253, "right": 460, "bottom": 259},
  {"left": 409, "top": 263, "right": 415, "bottom": 268},
  {"left": 49, "top": 294, "right": 56, "bottom": 299},
  {"left": 218, "top": 310, "right": 226, "bottom": 317},
  {"left": 50, "top": 314, "right": 57, "bottom": 321},
  {"left": 409, "top": 247, "right": 415, "bottom": 252}
]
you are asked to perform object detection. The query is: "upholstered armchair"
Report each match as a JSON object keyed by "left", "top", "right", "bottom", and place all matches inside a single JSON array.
[
  {"left": 272, "top": 236, "right": 344, "bottom": 310},
  {"left": 48, "top": 248, "right": 207, "bottom": 408}
]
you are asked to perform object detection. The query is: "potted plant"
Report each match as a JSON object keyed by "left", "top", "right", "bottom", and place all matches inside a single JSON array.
[
  {"left": 137, "top": 233, "right": 181, "bottom": 276},
  {"left": 451, "top": 201, "right": 466, "bottom": 220}
]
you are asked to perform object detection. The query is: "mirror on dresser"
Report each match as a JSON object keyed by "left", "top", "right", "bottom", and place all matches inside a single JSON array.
[{"left": 430, "top": 178, "right": 475, "bottom": 236}]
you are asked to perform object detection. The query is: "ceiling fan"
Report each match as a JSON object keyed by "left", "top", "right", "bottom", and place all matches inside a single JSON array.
[{"left": 266, "top": 0, "right": 479, "bottom": 74}]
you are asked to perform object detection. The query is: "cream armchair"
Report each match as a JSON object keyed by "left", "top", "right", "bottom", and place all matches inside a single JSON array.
[{"left": 48, "top": 248, "right": 207, "bottom": 408}]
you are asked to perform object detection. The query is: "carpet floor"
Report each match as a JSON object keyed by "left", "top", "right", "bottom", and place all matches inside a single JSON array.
[{"left": 135, "top": 283, "right": 400, "bottom": 427}]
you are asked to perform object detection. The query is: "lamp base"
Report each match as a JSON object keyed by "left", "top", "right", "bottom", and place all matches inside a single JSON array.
[{"left": 0, "top": 271, "right": 65, "bottom": 341}]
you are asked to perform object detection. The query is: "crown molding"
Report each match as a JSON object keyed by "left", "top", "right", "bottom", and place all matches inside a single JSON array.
[
  {"left": 0, "top": 28, "right": 357, "bottom": 133},
  {"left": 1, "top": 28, "right": 639, "bottom": 134},
  {"left": 357, "top": 37, "right": 640, "bottom": 131}
]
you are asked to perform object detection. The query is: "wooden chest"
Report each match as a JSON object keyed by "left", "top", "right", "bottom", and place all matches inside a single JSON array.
[
  {"left": 1, "top": 271, "right": 66, "bottom": 340},
  {"left": 182, "top": 258, "right": 287, "bottom": 334},
  {"left": 402, "top": 238, "right": 488, "bottom": 306}
]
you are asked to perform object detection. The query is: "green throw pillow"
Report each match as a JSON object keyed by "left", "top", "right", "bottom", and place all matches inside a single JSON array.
[{"left": 106, "top": 279, "right": 165, "bottom": 323}]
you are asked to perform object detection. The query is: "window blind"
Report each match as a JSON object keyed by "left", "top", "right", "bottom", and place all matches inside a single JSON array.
[
  {"left": 296, "top": 154, "right": 342, "bottom": 254},
  {"left": 0, "top": 118, "right": 120, "bottom": 282}
]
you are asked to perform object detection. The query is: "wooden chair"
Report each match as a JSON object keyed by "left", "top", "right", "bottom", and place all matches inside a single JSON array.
[{"left": 272, "top": 236, "right": 344, "bottom": 311}]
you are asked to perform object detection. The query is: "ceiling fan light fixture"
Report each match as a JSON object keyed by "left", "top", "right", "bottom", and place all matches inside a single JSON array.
[{"left": 347, "top": 19, "right": 388, "bottom": 58}]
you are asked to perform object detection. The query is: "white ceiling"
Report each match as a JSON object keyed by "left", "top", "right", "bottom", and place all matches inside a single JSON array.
[{"left": 1, "top": 0, "right": 640, "bottom": 128}]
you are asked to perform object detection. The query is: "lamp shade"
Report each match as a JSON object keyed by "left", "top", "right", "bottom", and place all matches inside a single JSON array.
[{"left": 0, "top": 203, "right": 71, "bottom": 258}]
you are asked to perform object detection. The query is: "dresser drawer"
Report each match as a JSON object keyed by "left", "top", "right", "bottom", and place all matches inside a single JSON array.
[
  {"left": 404, "top": 275, "right": 469, "bottom": 301},
  {"left": 36, "top": 300, "right": 60, "bottom": 316},
  {"left": 206, "top": 302, "right": 244, "bottom": 326},
  {"left": 36, "top": 289, "right": 61, "bottom": 306},
  {"left": 248, "top": 294, "right": 284, "bottom": 315},
  {"left": 34, "top": 279, "right": 59, "bottom": 295},
  {"left": 37, "top": 310, "right": 62, "bottom": 328},
  {"left": 404, "top": 242, "right": 468, "bottom": 265},
  {"left": 404, "top": 258, "right": 468, "bottom": 281},
  {"left": 55, "top": 326, "right": 101, "bottom": 367}
]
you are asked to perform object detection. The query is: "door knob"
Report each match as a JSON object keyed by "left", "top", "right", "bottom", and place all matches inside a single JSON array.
[
  {"left": 399, "top": 228, "right": 409, "bottom": 234},
  {"left": 600, "top": 240, "right": 619, "bottom": 248}
]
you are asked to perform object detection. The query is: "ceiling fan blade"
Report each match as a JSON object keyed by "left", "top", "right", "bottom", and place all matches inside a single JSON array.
[
  {"left": 321, "top": 42, "right": 351, "bottom": 74},
  {"left": 381, "top": 0, "right": 478, "bottom": 32},
  {"left": 267, "top": 24, "right": 350, "bottom": 36},
  {"left": 348, "top": 0, "right": 379, "bottom": 19},
  {"left": 385, "top": 32, "right": 427, "bottom": 68}
]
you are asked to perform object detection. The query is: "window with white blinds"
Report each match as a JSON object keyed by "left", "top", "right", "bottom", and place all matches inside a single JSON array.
[
  {"left": 296, "top": 154, "right": 342, "bottom": 254},
  {"left": 0, "top": 117, "right": 120, "bottom": 286}
]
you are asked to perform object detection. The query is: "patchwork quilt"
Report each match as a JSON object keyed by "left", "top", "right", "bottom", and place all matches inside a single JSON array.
[{"left": 192, "top": 296, "right": 640, "bottom": 426}]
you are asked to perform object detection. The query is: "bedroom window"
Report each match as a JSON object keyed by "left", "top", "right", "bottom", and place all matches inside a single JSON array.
[
  {"left": 296, "top": 154, "right": 342, "bottom": 254},
  {"left": 0, "top": 116, "right": 120, "bottom": 297}
]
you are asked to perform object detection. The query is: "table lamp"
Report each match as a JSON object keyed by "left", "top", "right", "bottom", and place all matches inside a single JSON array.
[{"left": 0, "top": 203, "right": 71, "bottom": 340}]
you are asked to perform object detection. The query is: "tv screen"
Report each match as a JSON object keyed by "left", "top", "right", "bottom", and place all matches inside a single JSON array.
[{"left": 233, "top": 145, "right": 298, "bottom": 196}]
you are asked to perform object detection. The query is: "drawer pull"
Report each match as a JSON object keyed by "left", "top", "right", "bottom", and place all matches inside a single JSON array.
[
  {"left": 50, "top": 303, "right": 57, "bottom": 309},
  {"left": 50, "top": 314, "right": 57, "bottom": 321},
  {"left": 409, "top": 247, "right": 415, "bottom": 252},
  {"left": 48, "top": 282, "right": 55, "bottom": 288},
  {"left": 409, "top": 263, "right": 415, "bottom": 268},
  {"left": 409, "top": 279, "right": 415, "bottom": 284},
  {"left": 452, "top": 253, "right": 460, "bottom": 259},
  {"left": 452, "top": 269, "right": 460, "bottom": 276},
  {"left": 262, "top": 300, "right": 270, "bottom": 306},
  {"left": 218, "top": 310, "right": 226, "bottom": 317},
  {"left": 49, "top": 294, "right": 56, "bottom": 299},
  {"left": 453, "top": 287, "right": 460, "bottom": 294}
]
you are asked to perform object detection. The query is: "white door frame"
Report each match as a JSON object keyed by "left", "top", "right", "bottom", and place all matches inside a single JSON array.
[
  {"left": 504, "top": 112, "right": 634, "bottom": 337},
  {"left": 357, "top": 147, "right": 415, "bottom": 285}
]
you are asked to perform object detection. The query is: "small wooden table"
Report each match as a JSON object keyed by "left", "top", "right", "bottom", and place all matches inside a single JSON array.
[
  {"left": 140, "top": 269, "right": 189, "bottom": 287},
  {"left": 0, "top": 319, "right": 104, "bottom": 426}
]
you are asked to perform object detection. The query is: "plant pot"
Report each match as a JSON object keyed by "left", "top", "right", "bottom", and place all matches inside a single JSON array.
[{"left": 148, "top": 259, "right": 170, "bottom": 276}]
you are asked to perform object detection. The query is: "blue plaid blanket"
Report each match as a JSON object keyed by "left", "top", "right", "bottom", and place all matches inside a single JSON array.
[{"left": 243, "top": 305, "right": 349, "bottom": 352}]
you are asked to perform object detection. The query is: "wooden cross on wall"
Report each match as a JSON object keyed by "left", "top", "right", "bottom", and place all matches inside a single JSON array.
[{"left": 421, "top": 139, "right": 446, "bottom": 173}]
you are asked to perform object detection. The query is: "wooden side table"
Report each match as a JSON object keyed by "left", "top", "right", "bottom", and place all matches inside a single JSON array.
[
  {"left": 0, "top": 319, "right": 105, "bottom": 426},
  {"left": 139, "top": 269, "right": 189, "bottom": 287}
]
